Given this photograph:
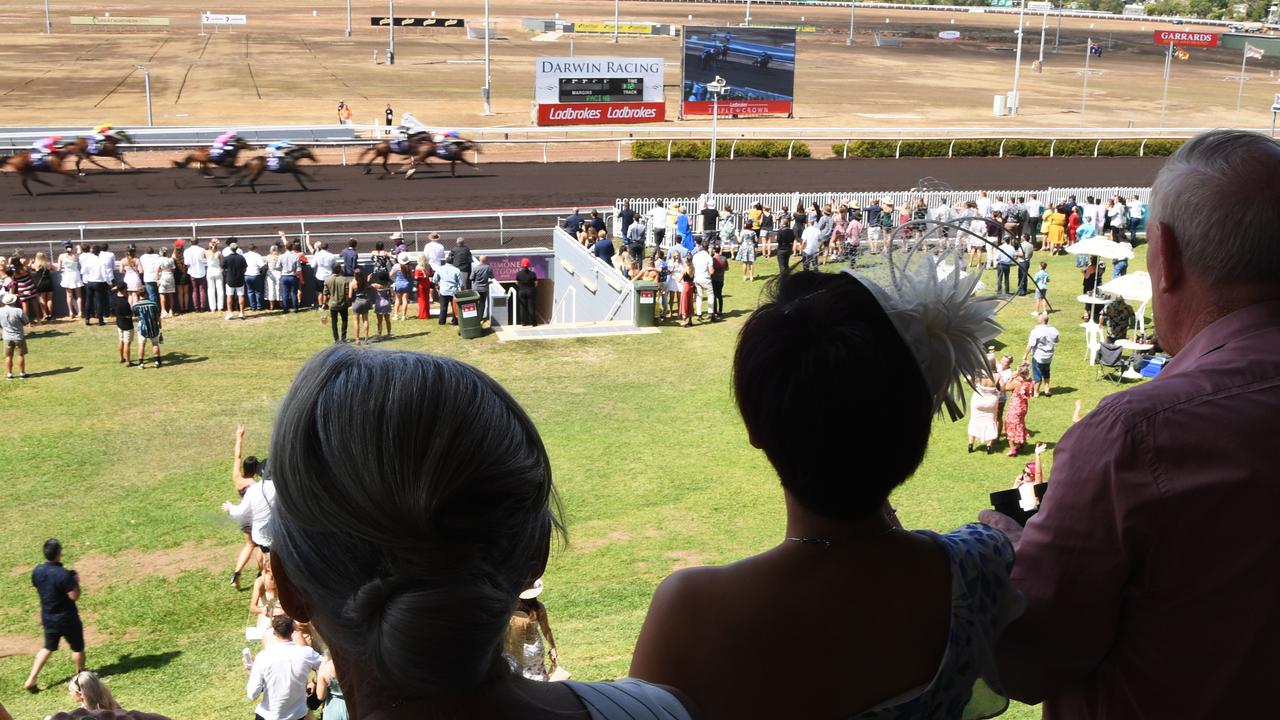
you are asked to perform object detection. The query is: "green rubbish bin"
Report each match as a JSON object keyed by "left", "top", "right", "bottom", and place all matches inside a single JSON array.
[
  {"left": 633, "top": 281, "right": 658, "bottom": 327},
  {"left": 455, "top": 289, "right": 485, "bottom": 339}
]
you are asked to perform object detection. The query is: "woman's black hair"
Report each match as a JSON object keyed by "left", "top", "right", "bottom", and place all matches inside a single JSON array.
[
  {"left": 733, "top": 271, "right": 932, "bottom": 521},
  {"left": 242, "top": 455, "right": 261, "bottom": 479},
  {"left": 269, "top": 346, "right": 563, "bottom": 698}
]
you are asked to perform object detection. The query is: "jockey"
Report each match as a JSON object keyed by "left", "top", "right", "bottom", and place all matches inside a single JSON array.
[
  {"left": 212, "top": 130, "right": 239, "bottom": 153},
  {"left": 32, "top": 136, "right": 61, "bottom": 155},
  {"left": 266, "top": 140, "right": 295, "bottom": 158},
  {"left": 93, "top": 124, "right": 122, "bottom": 142}
]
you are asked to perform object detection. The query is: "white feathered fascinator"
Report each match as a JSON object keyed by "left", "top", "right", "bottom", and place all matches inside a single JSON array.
[{"left": 846, "top": 247, "right": 1002, "bottom": 421}]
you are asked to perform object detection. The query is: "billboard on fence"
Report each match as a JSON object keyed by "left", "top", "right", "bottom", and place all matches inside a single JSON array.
[
  {"left": 201, "top": 13, "right": 247, "bottom": 25},
  {"left": 70, "top": 15, "right": 171, "bottom": 26},
  {"left": 681, "top": 26, "right": 796, "bottom": 117},
  {"left": 534, "top": 56, "right": 665, "bottom": 126},
  {"left": 370, "top": 17, "right": 465, "bottom": 27},
  {"left": 1153, "top": 30, "right": 1220, "bottom": 48}
]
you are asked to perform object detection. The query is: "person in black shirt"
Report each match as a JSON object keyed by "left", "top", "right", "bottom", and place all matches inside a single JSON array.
[
  {"left": 340, "top": 239, "right": 359, "bottom": 276},
  {"left": 25, "top": 538, "right": 85, "bottom": 692},
  {"left": 113, "top": 283, "right": 135, "bottom": 366},
  {"left": 385, "top": 103, "right": 394, "bottom": 126},
  {"left": 515, "top": 258, "right": 537, "bottom": 326},
  {"left": 449, "top": 238, "right": 473, "bottom": 290},
  {"left": 618, "top": 200, "right": 637, "bottom": 239},
  {"left": 700, "top": 202, "right": 720, "bottom": 244},
  {"left": 774, "top": 219, "right": 796, "bottom": 278},
  {"left": 222, "top": 244, "right": 249, "bottom": 320}
]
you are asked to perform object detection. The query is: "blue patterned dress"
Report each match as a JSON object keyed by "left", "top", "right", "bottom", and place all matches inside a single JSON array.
[{"left": 855, "top": 523, "right": 1024, "bottom": 720}]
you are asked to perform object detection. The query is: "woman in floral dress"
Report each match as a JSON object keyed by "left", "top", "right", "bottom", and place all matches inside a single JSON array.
[{"left": 1004, "top": 363, "right": 1035, "bottom": 456}]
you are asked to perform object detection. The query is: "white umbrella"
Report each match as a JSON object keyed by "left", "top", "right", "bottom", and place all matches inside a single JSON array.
[
  {"left": 1097, "top": 271, "right": 1152, "bottom": 302},
  {"left": 1064, "top": 237, "right": 1135, "bottom": 261}
]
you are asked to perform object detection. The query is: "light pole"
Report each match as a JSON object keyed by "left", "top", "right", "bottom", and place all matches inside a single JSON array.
[
  {"left": 1009, "top": 0, "right": 1026, "bottom": 115},
  {"left": 346, "top": 0, "right": 352, "bottom": 37},
  {"left": 846, "top": 0, "right": 856, "bottom": 46},
  {"left": 136, "top": 65, "right": 153, "bottom": 127},
  {"left": 482, "top": 0, "right": 494, "bottom": 114},
  {"left": 706, "top": 76, "right": 727, "bottom": 203},
  {"left": 1054, "top": 0, "right": 1062, "bottom": 53},
  {"left": 387, "top": 0, "right": 395, "bottom": 64},
  {"left": 1272, "top": 93, "right": 1280, "bottom": 137},
  {"left": 1038, "top": 8, "right": 1047, "bottom": 64},
  {"left": 1158, "top": 42, "right": 1173, "bottom": 128},
  {"left": 613, "top": 0, "right": 620, "bottom": 43},
  {"left": 745, "top": 0, "right": 752, "bottom": 26},
  {"left": 44, "top": 0, "right": 51, "bottom": 33}
]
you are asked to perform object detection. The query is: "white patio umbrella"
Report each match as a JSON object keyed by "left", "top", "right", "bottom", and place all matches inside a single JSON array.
[
  {"left": 1066, "top": 237, "right": 1136, "bottom": 296},
  {"left": 1097, "top": 271, "right": 1152, "bottom": 302},
  {"left": 1064, "top": 236, "right": 1135, "bottom": 261}
]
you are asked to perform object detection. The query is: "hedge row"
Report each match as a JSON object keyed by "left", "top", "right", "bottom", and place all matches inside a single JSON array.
[
  {"left": 632, "top": 139, "right": 811, "bottom": 160},
  {"left": 829, "top": 138, "right": 1184, "bottom": 158}
]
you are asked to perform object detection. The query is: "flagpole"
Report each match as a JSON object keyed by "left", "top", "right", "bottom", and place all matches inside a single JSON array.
[
  {"left": 1236, "top": 45, "right": 1249, "bottom": 112},
  {"left": 1159, "top": 42, "right": 1173, "bottom": 128},
  {"left": 1080, "top": 37, "right": 1091, "bottom": 124}
]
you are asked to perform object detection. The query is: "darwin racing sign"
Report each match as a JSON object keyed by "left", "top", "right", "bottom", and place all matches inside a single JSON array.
[
  {"left": 535, "top": 56, "right": 665, "bottom": 126},
  {"left": 1153, "top": 30, "right": 1220, "bottom": 48}
]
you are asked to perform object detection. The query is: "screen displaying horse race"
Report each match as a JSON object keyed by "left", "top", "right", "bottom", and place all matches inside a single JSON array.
[{"left": 681, "top": 25, "right": 797, "bottom": 117}]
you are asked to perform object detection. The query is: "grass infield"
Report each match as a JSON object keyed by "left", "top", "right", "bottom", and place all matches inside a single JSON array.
[{"left": 0, "top": 245, "right": 1147, "bottom": 718}]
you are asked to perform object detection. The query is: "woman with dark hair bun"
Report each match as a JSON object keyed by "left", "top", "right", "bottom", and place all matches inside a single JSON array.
[
  {"left": 268, "top": 346, "right": 694, "bottom": 720},
  {"left": 630, "top": 269, "right": 1023, "bottom": 719}
]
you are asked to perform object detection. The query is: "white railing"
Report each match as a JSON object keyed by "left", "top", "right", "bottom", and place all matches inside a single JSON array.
[
  {"left": 552, "top": 285, "right": 577, "bottom": 325},
  {"left": 0, "top": 206, "right": 616, "bottom": 250}
]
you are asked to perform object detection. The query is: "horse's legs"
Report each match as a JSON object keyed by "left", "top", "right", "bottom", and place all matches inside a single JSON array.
[
  {"left": 381, "top": 155, "right": 392, "bottom": 175},
  {"left": 292, "top": 171, "right": 309, "bottom": 191},
  {"left": 87, "top": 156, "right": 113, "bottom": 172}
]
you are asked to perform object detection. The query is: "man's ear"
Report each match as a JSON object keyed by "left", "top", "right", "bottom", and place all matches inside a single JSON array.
[
  {"left": 1152, "top": 222, "right": 1184, "bottom": 294},
  {"left": 270, "top": 551, "right": 312, "bottom": 624}
]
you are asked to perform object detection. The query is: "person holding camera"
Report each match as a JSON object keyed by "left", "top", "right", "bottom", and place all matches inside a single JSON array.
[{"left": 25, "top": 539, "right": 85, "bottom": 692}]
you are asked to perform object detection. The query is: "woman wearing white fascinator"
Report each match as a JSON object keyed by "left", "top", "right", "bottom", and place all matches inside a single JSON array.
[{"left": 631, "top": 242, "right": 1024, "bottom": 720}]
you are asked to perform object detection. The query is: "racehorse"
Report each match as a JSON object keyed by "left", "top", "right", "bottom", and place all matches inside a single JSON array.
[
  {"left": 172, "top": 137, "right": 252, "bottom": 178},
  {"left": 1, "top": 150, "right": 84, "bottom": 196},
  {"left": 63, "top": 132, "right": 136, "bottom": 174},
  {"left": 357, "top": 132, "right": 433, "bottom": 175},
  {"left": 222, "top": 147, "right": 318, "bottom": 193},
  {"left": 403, "top": 137, "right": 481, "bottom": 178}
]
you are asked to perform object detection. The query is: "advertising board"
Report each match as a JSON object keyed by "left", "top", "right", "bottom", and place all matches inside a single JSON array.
[
  {"left": 70, "top": 16, "right": 171, "bottom": 26},
  {"left": 1153, "top": 30, "right": 1220, "bottom": 48},
  {"left": 535, "top": 56, "right": 665, "bottom": 126},
  {"left": 681, "top": 26, "right": 796, "bottom": 117},
  {"left": 370, "top": 17, "right": 465, "bottom": 27},
  {"left": 201, "top": 13, "right": 247, "bottom": 25},
  {"left": 572, "top": 22, "right": 654, "bottom": 34}
]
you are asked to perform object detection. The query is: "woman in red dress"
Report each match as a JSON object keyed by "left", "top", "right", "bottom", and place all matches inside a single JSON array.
[
  {"left": 1066, "top": 208, "right": 1082, "bottom": 244},
  {"left": 414, "top": 260, "right": 432, "bottom": 320},
  {"left": 1003, "top": 363, "right": 1035, "bottom": 456},
  {"left": 678, "top": 256, "right": 695, "bottom": 327}
]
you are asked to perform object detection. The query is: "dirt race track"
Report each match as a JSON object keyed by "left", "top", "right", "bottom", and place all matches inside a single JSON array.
[{"left": 2, "top": 157, "right": 1163, "bottom": 230}]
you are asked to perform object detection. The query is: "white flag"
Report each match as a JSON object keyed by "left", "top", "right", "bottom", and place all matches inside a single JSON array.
[{"left": 1245, "top": 43, "right": 1264, "bottom": 60}]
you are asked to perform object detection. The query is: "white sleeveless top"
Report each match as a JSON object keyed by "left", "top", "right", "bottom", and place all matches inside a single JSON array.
[{"left": 566, "top": 679, "right": 692, "bottom": 720}]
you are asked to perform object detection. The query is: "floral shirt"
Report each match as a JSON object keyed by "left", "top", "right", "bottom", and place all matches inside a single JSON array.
[{"left": 1101, "top": 299, "right": 1135, "bottom": 341}]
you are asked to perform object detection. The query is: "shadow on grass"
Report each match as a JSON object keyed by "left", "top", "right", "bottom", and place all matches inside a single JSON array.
[
  {"left": 26, "top": 329, "right": 72, "bottom": 339},
  {"left": 94, "top": 650, "right": 183, "bottom": 679},
  {"left": 162, "top": 353, "right": 209, "bottom": 367},
  {"left": 1044, "top": 386, "right": 1076, "bottom": 396},
  {"left": 375, "top": 330, "right": 431, "bottom": 341},
  {"left": 25, "top": 366, "right": 83, "bottom": 378}
]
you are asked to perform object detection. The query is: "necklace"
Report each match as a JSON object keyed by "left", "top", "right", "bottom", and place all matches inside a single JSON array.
[
  {"left": 784, "top": 526, "right": 896, "bottom": 550},
  {"left": 784, "top": 536, "right": 833, "bottom": 549}
]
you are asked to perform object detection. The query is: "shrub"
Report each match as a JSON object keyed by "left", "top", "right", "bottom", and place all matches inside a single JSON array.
[
  {"left": 1097, "top": 140, "right": 1143, "bottom": 156},
  {"left": 631, "top": 139, "right": 807, "bottom": 160},
  {"left": 1053, "top": 139, "right": 1095, "bottom": 157},
  {"left": 1003, "top": 139, "right": 1053, "bottom": 157},
  {"left": 1143, "top": 139, "right": 1184, "bottom": 156}
]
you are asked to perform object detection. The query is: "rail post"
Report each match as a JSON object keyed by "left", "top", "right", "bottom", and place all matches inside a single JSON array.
[
  {"left": 729, "top": 138, "right": 739, "bottom": 159},
  {"left": 895, "top": 140, "right": 902, "bottom": 159},
  {"left": 1050, "top": 139, "right": 1056, "bottom": 157},
  {"left": 499, "top": 213, "right": 506, "bottom": 245},
  {"left": 787, "top": 139, "right": 796, "bottom": 159},
  {"left": 999, "top": 138, "right": 1007, "bottom": 158},
  {"left": 543, "top": 143, "right": 548, "bottom": 163},
  {"left": 948, "top": 139, "right": 956, "bottom": 158},
  {"left": 667, "top": 139, "right": 674, "bottom": 161},
  {"left": 1093, "top": 138, "right": 1102, "bottom": 158},
  {"left": 1139, "top": 138, "right": 1147, "bottom": 157}
]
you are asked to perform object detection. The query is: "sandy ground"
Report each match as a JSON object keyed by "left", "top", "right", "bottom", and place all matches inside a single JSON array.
[{"left": 1, "top": 1, "right": 1277, "bottom": 132}]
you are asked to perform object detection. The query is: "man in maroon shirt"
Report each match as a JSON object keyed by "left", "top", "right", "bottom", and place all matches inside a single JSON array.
[{"left": 988, "top": 130, "right": 1280, "bottom": 718}]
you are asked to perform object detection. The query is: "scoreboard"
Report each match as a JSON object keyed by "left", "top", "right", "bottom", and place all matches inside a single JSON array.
[{"left": 558, "top": 78, "right": 643, "bottom": 103}]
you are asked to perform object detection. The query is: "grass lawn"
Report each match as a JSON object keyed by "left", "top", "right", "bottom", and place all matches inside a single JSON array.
[{"left": 0, "top": 244, "right": 1147, "bottom": 719}]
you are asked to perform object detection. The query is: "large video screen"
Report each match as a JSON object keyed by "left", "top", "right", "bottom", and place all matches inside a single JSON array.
[{"left": 681, "top": 26, "right": 796, "bottom": 117}]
